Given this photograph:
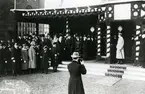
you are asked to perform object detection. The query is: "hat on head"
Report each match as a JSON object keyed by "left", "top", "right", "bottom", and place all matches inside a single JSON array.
[
  {"left": 43, "top": 45, "right": 48, "bottom": 49},
  {"left": 30, "top": 41, "right": 35, "bottom": 46},
  {"left": 118, "top": 26, "right": 123, "bottom": 31},
  {"left": 53, "top": 42, "right": 57, "bottom": 45},
  {"left": 71, "top": 52, "right": 80, "bottom": 58}
]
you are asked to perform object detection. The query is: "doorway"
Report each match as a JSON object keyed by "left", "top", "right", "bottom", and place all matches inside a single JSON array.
[{"left": 110, "top": 20, "right": 136, "bottom": 64}]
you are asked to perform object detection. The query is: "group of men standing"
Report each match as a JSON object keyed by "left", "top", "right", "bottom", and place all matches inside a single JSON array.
[{"left": 0, "top": 33, "right": 96, "bottom": 76}]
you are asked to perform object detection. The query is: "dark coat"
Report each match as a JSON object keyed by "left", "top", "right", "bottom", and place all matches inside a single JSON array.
[
  {"left": 35, "top": 46, "right": 41, "bottom": 69},
  {"left": 4, "top": 48, "right": 12, "bottom": 70},
  {"left": 21, "top": 48, "right": 29, "bottom": 70},
  {"left": 82, "top": 40, "right": 88, "bottom": 60},
  {"left": 51, "top": 46, "right": 59, "bottom": 67},
  {"left": 0, "top": 49, "right": 4, "bottom": 73},
  {"left": 64, "top": 38, "right": 72, "bottom": 60},
  {"left": 67, "top": 61, "right": 87, "bottom": 94},
  {"left": 58, "top": 39, "right": 65, "bottom": 61},
  {"left": 11, "top": 47, "right": 21, "bottom": 72},
  {"left": 41, "top": 50, "right": 50, "bottom": 69}
]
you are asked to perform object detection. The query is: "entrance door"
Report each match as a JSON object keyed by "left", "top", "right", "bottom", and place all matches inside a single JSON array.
[{"left": 110, "top": 21, "right": 135, "bottom": 64}]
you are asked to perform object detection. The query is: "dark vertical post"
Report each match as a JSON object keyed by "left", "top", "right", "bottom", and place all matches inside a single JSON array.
[{"left": 36, "top": 23, "right": 39, "bottom": 35}]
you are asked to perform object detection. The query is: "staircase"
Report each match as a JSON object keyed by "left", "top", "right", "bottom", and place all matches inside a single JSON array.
[{"left": 105, "top": 64, "right": 127, "bottom": 78}]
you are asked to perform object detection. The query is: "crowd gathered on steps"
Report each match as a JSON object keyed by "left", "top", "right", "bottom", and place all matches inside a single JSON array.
[{"left": 0, "top": 33, "right": 96, "bottom": 76}]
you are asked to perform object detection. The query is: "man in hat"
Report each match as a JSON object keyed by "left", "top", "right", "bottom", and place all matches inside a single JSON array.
[
  {"left": 57, "top": 34, "right": 65, "bottom": 64},
  {"left": 67, "top": 52, "right": 87, "bottom": 94},
  {"left": 11, "top": 42, "right": 21, "bottom": 76},
  {"left": 64, "top": 34, "right": 72, "bottom": 60},
  {"left": 116, "top": 26, "right": 125, "bottom": 64},
  {"left": 40, "top": 45, "right": 50, "bottom": 74},
  {"left": 51, "top": 42, "right": 59, "bottom": 72},
  {"left": 3, "top": 43, "right": 13, "bottom": 75}
]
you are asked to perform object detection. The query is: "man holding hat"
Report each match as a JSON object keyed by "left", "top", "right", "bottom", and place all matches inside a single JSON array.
[{"left": 67, "top": 52, "right": 87, "bottom": 94}]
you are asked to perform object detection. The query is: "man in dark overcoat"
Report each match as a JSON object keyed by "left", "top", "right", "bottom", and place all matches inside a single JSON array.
[
  {"left": 57, "top": 35, "right": 65, "bottom": 63},
  {"left": 67, "top": 52, "right": 87, "bottom": 94},
  {"left": 40, "top": 45, "right": 51, "bottom": 74},
  {"left": 4, "top": 45, "right": 13, "bottom": 75},
  {"left": 64, "top": 35, "right": 72, "bottom": 60},
  {"left": 11, "top": 43, "right": 21, "bottom": 76},
  {"left": 82, "top": 35, "right": 88, "bottom": 60},
  {"left": 35, "top": 44, "right": 41, "bottom": 72},
  {"left": 51, "top": 42, "right": 59, "bottom": 72},
  {"left": 0, "top": 43, "right": 4, "bottom": 76}
]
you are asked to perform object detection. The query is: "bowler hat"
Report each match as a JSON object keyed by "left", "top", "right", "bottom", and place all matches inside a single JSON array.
[{"left": 71, "top": 52, "right": 80, "bottom": 58}]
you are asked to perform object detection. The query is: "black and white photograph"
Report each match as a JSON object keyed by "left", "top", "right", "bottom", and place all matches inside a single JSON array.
[{"left": 0, "top": 0, "right": 145, "bottom": 94}]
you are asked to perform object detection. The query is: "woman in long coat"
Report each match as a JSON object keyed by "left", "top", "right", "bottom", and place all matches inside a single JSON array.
[
  {"left": 116, "top": 33, "right": 125, "bottom": 64},
  {"left": 28, "top": 41, "right": 36, "bottom": 73},
  {"left": 67, "top": 52, "right": 87, "bottom": 94}
]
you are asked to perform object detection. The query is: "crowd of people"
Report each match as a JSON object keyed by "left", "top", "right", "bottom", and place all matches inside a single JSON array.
[{"left": 0, "top": 33, "right": 96, "bottom": 76}]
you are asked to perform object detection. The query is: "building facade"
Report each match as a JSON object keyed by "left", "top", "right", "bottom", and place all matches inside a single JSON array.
[
  {"left": 0, "top": 0, "right": 40, "bottom": 40},
  {"left": 10, "top": 0, "right": 145, "bottom": 65}
]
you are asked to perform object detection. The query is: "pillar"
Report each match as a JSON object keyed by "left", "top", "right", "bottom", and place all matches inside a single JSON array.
[
  {"left": 106, "top": 24, "right": 111, "bottom": 63},
  {"left": 96, "top": 25, "right": 101, "bottom": 60},
  {"left": 65, "top": 17, "right": 69, "bottom": 35},
  {"left": 134, "top": 21, "right": 142, "bottom": 65}
]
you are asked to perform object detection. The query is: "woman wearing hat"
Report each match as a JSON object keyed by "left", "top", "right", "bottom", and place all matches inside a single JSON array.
[{"left": 67, "top": 52, "right": 87, "bottom": 94}]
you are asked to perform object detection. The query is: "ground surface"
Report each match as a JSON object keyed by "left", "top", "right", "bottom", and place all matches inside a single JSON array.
[{"left": 0, "top": 61, "right": 145, "bottom": 94}]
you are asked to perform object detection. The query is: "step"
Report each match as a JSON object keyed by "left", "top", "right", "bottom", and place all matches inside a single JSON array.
[
  {"left": 105, "top": 72, "right": 123, "bottom": 78},
  {"left": 108, "top": 68, "right": 125, "bottom": 73},
  {"left": 110, "top": 65, "right": 127, "bottom": 69},
  {"left": 126, "top": 66, "right": 145, "bottom": 73},
  {"left": 123, "top": 74, "right": 145, "bottom": 81}
]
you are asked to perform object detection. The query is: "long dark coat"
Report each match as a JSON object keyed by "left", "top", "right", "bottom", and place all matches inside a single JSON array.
[
  {"left": 57, "top": 40, "right": 64, "bottom": 63},
  {"left": 65, "top": 38, "right": 72, "bottom": 60},
  {"left": 51, "top": 46, "right": 59, "bottom": 67},
  {"left": 11, "top": 47, "right": 21, "bottom": 73},
  {"left": 35, "top": 46, "right": 41, "bottom": 70},
  {"left": 4, "top": 48, "right": 12, "bottom": 71},
  {"left": 41, "top": 49, "right": 50, "bottom": 70},
  {"left": 67, "top": 61, "right": 87, "bottom": 94},
  {"left": 82, "top": 40, "right": 88, "bottom": 60},
  {"left": 21, "top": 48, "right": 29, "bottom": 70},
  {"left": 0, "top": 49, "right": 4, "bottom": 74}
]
